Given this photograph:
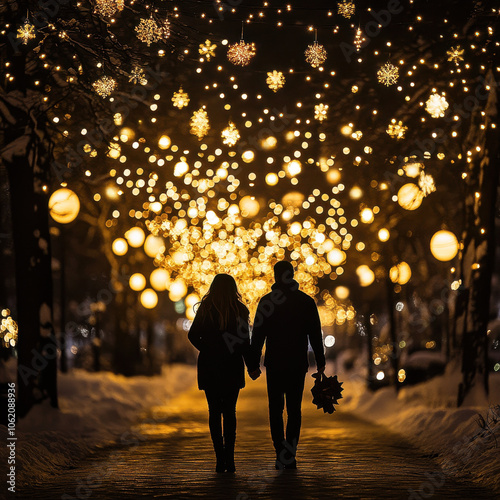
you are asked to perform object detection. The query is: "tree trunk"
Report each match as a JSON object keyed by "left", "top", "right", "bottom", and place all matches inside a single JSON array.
[
  {"left": 457, "top": 70, "right": 499, "bottom": 406},
  {"left": 4, "top": 126, "right": 58, "bottom": 417}
]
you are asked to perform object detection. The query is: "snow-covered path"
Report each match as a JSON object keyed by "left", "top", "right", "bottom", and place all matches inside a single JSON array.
[{"left": 19, "top": 374, "right": 496, "bottom": 499}]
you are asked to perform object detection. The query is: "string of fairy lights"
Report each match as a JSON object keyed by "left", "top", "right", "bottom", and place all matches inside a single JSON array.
[{"left": 4, "top": 0, "right": 499, "bottom": 340}]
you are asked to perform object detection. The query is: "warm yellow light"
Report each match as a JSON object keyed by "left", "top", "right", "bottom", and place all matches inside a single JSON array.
[
  {"left": 390, "top": 262, "right": 412, "bottom": 285},
  {"left": 174, "top": 161, "right": 189, "bottom": 177},
  {"left": 430, "top": 230, "right": 459, "bottom": 261},
  {"left": 360, "top": 208, "right": 374, "bottom": 224},
  {"left": 266, "top": 173, "right": 279, "bottom": 186},
  {"left": 285, "top": 160, "right": 302, "bottom": 177},
  {"left": 397, "top": 183, "right": 423, "bottom": 210},
  {"left": 261, "top": 136, "right": 277, "bottom": 149},
  {"left": 327, "top": 248, "right": 346, "bottom": 266},
  {"left": 335, "top": 286, "right": 350, "bottom": 299},
  {"left": 349, "top": 186, "right": 363, "bottom": 199},
  {"left": 228, "top": 204, "right": 240, "bottom": 216},
  {"left": 169, "top": 279, "right": 187, "bottom": 301},
  {"left": 239, "top": 196, "right": 260, "bottom": 217},
  {"left": 144, "top": 235, "right": 164, "bottom": 257},
  {"left": 289, "top": 222, "right": 302, "bottom": 235},
  {"left": 158, "top": 135, "right": 171, "bottom": 149},
  {"left": 129, "top": 273, "right": 146, "bottom": 291},
  {"left": 149, "top": 201, "right": 162, "bottom": 213},
  {"left": 185, "top": 307, "right": 195, "bottom": 321},
  {"left": 49, "top": 188, "right": 80, "bottom": 224},
  {"left": 242, "top": 150, "right": 255, "bottom": 163},
  {"left": 105, "top": 185, "right": 120, "bottom": 200},
  {"left": 356, "top": 265, "right": 375, "bottom": 287},
  {"left": 120, "top": 127, "right": 135, "bottom": 142},
  {"left": 185, "top": 293, "right": 200, "bottom": 307},
  {"left": 341, "top": 125, "right": 353, "bottom": 136},
  {"left": 282, "top": 191, "right": 304, "bottom": 207},
  {"left": 125, "top": 227, "right": 145, "bottom": 247},
  {"left": 112, "top": 238, "right": 128, "bottom": 256},
  {"left": 326, "top": 169, "right": 341, "bottom": 184},
  {"left": 378, "top": 228, "right": 390, "bottom": 242},
  {"left": 150, "top": 268, "right": 170, "bottom": 291},
  {"left": 141, "top": 288, "right": 158, "bottom": 309}
]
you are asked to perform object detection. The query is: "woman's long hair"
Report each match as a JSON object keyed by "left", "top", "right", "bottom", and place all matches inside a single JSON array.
[{"left": 195, "top": 274, "right": 246, "bottom": 331}]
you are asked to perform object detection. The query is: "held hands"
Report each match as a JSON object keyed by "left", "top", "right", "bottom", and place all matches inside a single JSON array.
[{"left": 248, "top": 368, "right": 262, "bottom": 380}]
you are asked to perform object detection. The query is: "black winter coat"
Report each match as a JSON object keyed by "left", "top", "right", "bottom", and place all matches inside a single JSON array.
[
  {"left": 251, "top": 279, "right": 326, "bottom": 374},
  {"left": 188, "top": 302, "right": 252, "bottom": 391}
]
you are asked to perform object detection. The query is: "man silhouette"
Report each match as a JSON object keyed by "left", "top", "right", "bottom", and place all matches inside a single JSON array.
[{"left": 251, "top": 261, "right": 325, "bottom": 469}]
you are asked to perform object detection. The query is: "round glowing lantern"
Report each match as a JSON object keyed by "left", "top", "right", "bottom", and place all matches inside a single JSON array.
[
  {"left": 349, "top": 186, "right": 363, "bottom": 199},
  {"left": 49, "top": 188, "right": 80, "bottom": 224},
  {"left": 389, "top": 262, "right": 412, "bottom": 285},
  {"left": 335, "top": 286, "right": 350, "bottom": 300},
  {"left": 169, "top": 279, "right": 187, "bottom": 302},
  {"left": 129, "top": 273, "right": 146, "bottom": 291},
  {"left": 289, "top": 222, "right": 302, "bottom": 236},
  {"left": 430, "top": 230, "right": 459, "bottom": 262},
  {"left": 239, "top": 196, "right": 260, "bottom": 217},
  {"left": 327, "top": 248, "right": 346, "bottom": 266},
  {"left": 140, "top": 288, "right": 158, "bottom": 309},
  {"left": 112, "top": 238, "right": 128, "bottom": 256},
  {"left": 125, "top": 227, "right": 145, "bottom": 248},
  {"left": 144, "top": 235, "right": 164, "bottom": 258},
  {"left": 150, "top": 268, "right": 171, "bottom": 291},
  {"left": 356, "top": 265, "right": 375, "bottom": 287},
  {"left": 185, "top": 307, "right": 196, "bottom": 321},
  {"left": 397, "top": 183, "right": 423, "bottom": 210}
]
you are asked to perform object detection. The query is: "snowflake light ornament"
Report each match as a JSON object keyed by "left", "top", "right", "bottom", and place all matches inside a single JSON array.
[
  {"left": 266, "top": 71, "right": 285, "bottom": 92},
  {"left": 377, "top": 62, "right": 399, "bottom": 86},
  {"left": 172, "top": 87, "right": 190, "bottom": 109},
  {"left": 305, "top": 41, "right": 327, "bottom": 68},
  {"left": 129, "top": 67, "right": 148, "bottom": 85},
  {"left": 418, "top": 172, "right": 436, "bottom": 196},
  {"left": 92, "top": 76, "right": 117, "bottom": 98},
  {"left": 338, "top": 1, "right": 355, "bottom": 19},
  {"left": 425, "top": 93, "right": 449, "bottom": 118},
  {"left": 190, "top": 108, "right": 210, "bottom": 139},
  {"left": 314, "top": 103, "right": 329, "bottom": 122},
  {"left": 17, "top": 20, "right": 36, "bottom": 45},
  {"left": 94, "top": 0, "right": 124, "bottom": 18},
  {"left": 135, "top": 18, "right": 163, "bottom": 46},
  {"left": 199, "top": 40, "right": 217, "bottom": 60},
  {"left": 386, "top": 120, "right": 408, "bottom": 139},
  {"left": 161, "top": 17, "right": 171, "bottom": 39},
  {"left": 447, "top": 46, "right": 464, "bottom": 65},
  {"left": 354, "top": 27, "right": 366, "bottom": 51},
  {"left": 227, "top": 40, "right": 256, "bottom": 66},
  {"left": 221, "top": 122, "right": 240, "bottom": 147}
]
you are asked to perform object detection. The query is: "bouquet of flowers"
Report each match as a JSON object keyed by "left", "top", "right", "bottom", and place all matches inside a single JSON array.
[{"left": 311, "top": 372, "right": 344, "bottom": 414}]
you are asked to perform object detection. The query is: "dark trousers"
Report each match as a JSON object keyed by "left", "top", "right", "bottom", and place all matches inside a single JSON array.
[
  {"left": 266, "top": 370, "right": 306, "bottom": 459},
  {"left": 204, "top": 388, "right": 240, "bottom": 456}
]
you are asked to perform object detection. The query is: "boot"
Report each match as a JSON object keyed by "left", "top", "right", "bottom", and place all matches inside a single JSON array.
[
  {"left": 213, "top": 438, "right": 226, "bottom": 473},
  {"left": 224, "top": 437, "right": 236, "bottom": 473}
]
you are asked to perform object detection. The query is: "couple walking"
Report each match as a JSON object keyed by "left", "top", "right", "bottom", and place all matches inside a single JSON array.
[{"left": 188, "top": 261, "right": 326, "bottom": 473}]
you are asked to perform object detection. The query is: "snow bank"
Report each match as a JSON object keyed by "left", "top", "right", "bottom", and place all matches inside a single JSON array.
[
  {"left": 0, "top": 363, "right": 196, "bottom": 484},
  {"left": 338, "top": 363, "right": 500, "bottom": 493}
]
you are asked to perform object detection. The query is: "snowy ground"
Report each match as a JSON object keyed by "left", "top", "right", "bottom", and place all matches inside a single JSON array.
[
  {"left": 338, "top": 361, "right": 500, "bottom": 493},
  {"left": 0, "top": 363, "right": 196, "bottom": 484}
]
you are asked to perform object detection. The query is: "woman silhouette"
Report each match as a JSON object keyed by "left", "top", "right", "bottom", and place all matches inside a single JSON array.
[{"left": 188, "top": 274, "right": 260, "bottom": 473}]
